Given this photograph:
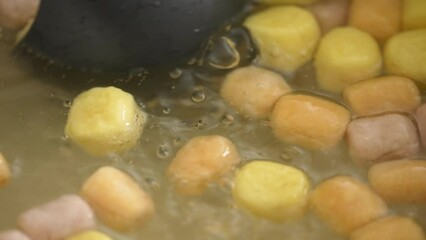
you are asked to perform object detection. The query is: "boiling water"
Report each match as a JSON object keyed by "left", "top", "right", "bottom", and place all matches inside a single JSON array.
[{"left": 0, "top": 21, "right": 425, "bottom": 240}]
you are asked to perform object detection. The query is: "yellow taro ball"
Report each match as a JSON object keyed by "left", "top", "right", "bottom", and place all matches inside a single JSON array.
[
  {"left": 233, "top": 161, "right": 310, "bottom": 222},
  {"left": 65, "top": 86, "right": 146, "bottom": 156},
  {"left": 350, "top": 216, "right": 426, "bottom": 240},
  {"left": 81, "top": 166, "right": 155, "bottom": 231},
  {"left": 66, "top": 231, "right": 112, "bottom": 240},
  {"left": 315, "top": 27, "right": 382, "bottom": 93},
  {"left": 403, "top": 0, "right": 426, "bottom": 30},
  {"left": 343, "top": 76, "right": 421, "bottom": 117},
  {"left": 220, "top": 66, "right": 291, "bottom": 119},
  {"left": 384, "top": 29, "right": 426, "bottom": 84},
  {"left": 258, "top": 0, "right": 319, "bottom": 5},
  {"left": 244, "top": 6, "right": 320, "bottom": 72},
  {"left": 270, "top": 94, "right": 350, "bottom": 150},
  {"left": 0, "top": 153, "right": 11, "bottom": 187},
  {"left": 310, "top": 176, "right": 388, "bottom": 236}
]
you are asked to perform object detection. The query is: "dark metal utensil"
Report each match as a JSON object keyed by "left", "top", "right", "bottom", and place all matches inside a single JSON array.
[{"left": 21, "top": 0, "right": 246, "bottom": 70}]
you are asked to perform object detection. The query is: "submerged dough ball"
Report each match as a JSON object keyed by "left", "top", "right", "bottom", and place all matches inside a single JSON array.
[
  {"left": 244, "top": 6, "right": 320, "bottom": 72},
  {"left": 315, "top": 27, "right": 382, "bottom": 93},
  {"left": 270, "top": 94, "right": 350, "bottom": 150},
  {"left": 350, "top": 216, "right": 425, "bottom": 240},
  {"left": 384, "top": 29, "right": 426, "bottom": 84},
  {"left": 65, "top": 87, "right": 146, "bottom": 156},
  {"left": 310, "top": 176, "right": 388, "bottom": 236},
  {"left": 167, "top": 135, "right": 241, "bottom": 196},
  {"left": 220, "top": 66, "right": 291, "bottom": 119},
  {"left": 233, "top": 161, "right": 310, "bottom": 222}
]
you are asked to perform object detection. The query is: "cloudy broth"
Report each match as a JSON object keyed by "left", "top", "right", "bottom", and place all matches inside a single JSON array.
[{"left": 0, "top": 2, "right": 426, "bottom": 240}]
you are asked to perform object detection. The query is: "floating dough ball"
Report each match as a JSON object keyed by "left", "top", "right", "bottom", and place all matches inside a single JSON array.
[
  {"left": 81, "top": 166, "right": 155, "bottom": 231},
  {"left": 310, "top": 176, "right": 388, "bottom": 236},
  {"left": 66, "top": 231, "right": 112, "bottom": 240},
  {"left": 233, "top": 161, "right": 310, "bottom": 222},
  {"left": 308, "top": 0, "right": 350, "bottom": 33},
  {"left": 244, "top": 6, "right": 320, "bottom": 72},
  {"left": 167, "top": 135, "right": 241, "bottom": 196},
  {"left": 368, "top": 159, "right": 426, "bottom": 204},
  {"left": 384, "top": 29, "right": 426, "bottom": 84},
  {"left": 270, "top": 94, "right": 350, "bottom": 150},
  {"left": 402, "top": 0, "right": 426, "bottom": 30},
  {"left": 258, "top": 0, "right": 319, "bottom": 5},
  {"left": 65, "top": 87, "right": 146, "bottom": 156},
  {"left": 350, "top": 216, "right": 426, "bottom": 240},
  {"left": 315, "top": 27, "right": 382, "bottom": 93},
  {"left": 0, "top": 0, "right": 40, "bottom": 30},
  {"left": 416, "top": 104, "right": 426, "bottom": 147},
  {"left": 18, "top": 195, "right": 96, "bottom": 240},
  {"left": 220, "top": 66, "right": 291, "bottom": 119},
  {"left": 349, "top": 0, "right": 401, "bottom": 43},
  {"left": 346, "top": 113, "right": 419, "bottom": 166},
  {"left": 343, "top": 76, "right": 421, "bottom": 117},
  {"left": 0, "top": 153, "right": 11, "bottom": 187}
]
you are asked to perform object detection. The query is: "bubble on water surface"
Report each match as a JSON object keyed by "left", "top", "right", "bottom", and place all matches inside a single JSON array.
[
  {"left": 192, "top": 91, "right": 206, "bottom": 103},
  {"left": 173, "top": 136, "right": 182, "bottom": 146},
  {"left": 221, "top": 114, "right": 235, "bottom": 126},
  {"left": 280, "top": 145, "right": 305, "bottom": 162},
  {"left": 157, "top": 144, "right": 170, "bottom": 159},
  {"left": 187, "top": 58, "right": 197, "bottom": 65},
  {"left": 169, "top": 68, "right": 182, "bottom": 79},
  {"left": 61, "top": 134, "right": 70, "bottom": 143},
  {"left": 192, "top": 120, "right": 204, "bottom": 129},
  {"left": 206, "top": 37, "right": 240, "bottom": 70},
  {"left": 163, "top": 107, "right": 171, "bottom": 115},
  {"left": 62, "top": 100, "right": 72, "bottom": 108}
]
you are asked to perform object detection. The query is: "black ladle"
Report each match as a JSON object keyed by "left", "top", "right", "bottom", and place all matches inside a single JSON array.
[{"left": 21, "top": 0, "right": 246, "bottom": 71}]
